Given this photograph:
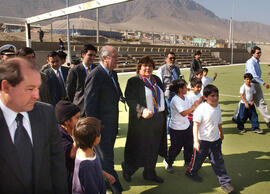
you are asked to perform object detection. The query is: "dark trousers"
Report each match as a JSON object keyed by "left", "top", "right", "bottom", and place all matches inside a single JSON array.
[
  {"left": 165, "top": 95, "right": 174, "bottom": 134},
  {"left": 237, "top": 103, "right": 259, "bottom": 131},
  {"left": 166, "top": 125, "right": 193, "bottom": 166},
  {"left": 188, "top": 139, "right": 231, "bottom": 186},
  {"left": 97, "top": 126, "right": 123, "bottom": 192}
]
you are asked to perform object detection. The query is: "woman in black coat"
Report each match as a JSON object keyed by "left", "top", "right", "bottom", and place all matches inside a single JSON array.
[{"left": 121, "top": 56, "right": 167, "bottom": 183}]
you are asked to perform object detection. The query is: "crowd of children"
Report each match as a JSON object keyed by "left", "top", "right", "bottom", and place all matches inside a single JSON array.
[{"left": 53, "top": 64, "right": 265, "bottom": 194}]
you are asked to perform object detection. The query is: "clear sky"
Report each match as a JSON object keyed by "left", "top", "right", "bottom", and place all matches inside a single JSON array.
[{"left": 194, "top": 0, "right": 270, "bottom": 25}]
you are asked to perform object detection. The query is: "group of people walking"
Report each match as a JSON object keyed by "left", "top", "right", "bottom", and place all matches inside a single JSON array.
[{"left": 0, "top": 42, "right": 269, "bottom": 194}]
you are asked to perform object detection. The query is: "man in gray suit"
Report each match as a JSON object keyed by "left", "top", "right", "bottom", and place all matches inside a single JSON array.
[{"left": 0, "top": 57, "right": 67, "bottom": 193}]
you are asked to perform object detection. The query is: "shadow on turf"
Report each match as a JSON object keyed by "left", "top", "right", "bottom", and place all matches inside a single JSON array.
[
  {"left": 219, "top": 100, "right": 239, "bottom": 105},
  {"left": 116, "top": 151, "right": 270, "bottom": 194}
]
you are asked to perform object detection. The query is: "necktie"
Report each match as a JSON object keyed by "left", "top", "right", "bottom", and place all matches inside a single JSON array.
[
  {"left": 57, "top": 69, "right": 66, "bottom": 98},
  {"left": 87, "top": 67, "right": 91, "bottom": 75},
  {"left": 109, "top": 71, "right": 119, "bottom": 95},
  {"left": 14, "top": 113, "right": 33, "bottom": 192}
]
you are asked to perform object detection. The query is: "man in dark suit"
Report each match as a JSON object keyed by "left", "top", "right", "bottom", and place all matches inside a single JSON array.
[
  {"left": 0, "top": 57, "right": 67, "bottom": 193},
  {"left": 84, "top": 45, "right": 123, "bottom": 193},
  {"left": 17, "top": 47, "right": 51, "bottom": 104},
  {"left": 42, "top": 51, "right": 69, "bottom": 106},
  {"left": 66, "top": 44, "right": 97, "bottom": 114}
]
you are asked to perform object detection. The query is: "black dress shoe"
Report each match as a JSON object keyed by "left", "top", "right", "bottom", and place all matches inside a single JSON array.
[
  {"left": 121, "top": 162, "right": 131, "bottom": 182},
  {"left": 144, "top": 175, "right": 164, "bottom": 183}
]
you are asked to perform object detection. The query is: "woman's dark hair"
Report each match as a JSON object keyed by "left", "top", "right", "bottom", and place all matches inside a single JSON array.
[
  {"left": 136, "top": 55, "right": 155, "bottom": 74},
  {"left": 73, "top": 117, "right": 101, "bottom": 150},
  {"left": 169, "top": 79, "right": 187, "bottom": 93},
  {"left": 203, "top": 84, "right": 219, "bottom": 97}
]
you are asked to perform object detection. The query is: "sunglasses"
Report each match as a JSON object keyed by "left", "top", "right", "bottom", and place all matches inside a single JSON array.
[
  {"left": 169, "top": 57, "right": 176, "bottom": 60},
  {"left": 255, "top": 52, "right": 261, "bottom": 54}
]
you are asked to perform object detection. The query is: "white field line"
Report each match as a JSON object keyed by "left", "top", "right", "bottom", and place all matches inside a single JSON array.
[
  {"left": 118, "top": 63, "right": 245, "bottom": 75},
  {"left": 220, "top": 93, "right": 270, "bottom": 101}
]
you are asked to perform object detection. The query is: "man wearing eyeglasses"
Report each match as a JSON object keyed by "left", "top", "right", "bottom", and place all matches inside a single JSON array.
[
  {"left": 157, "top": 52, "right": 182, "bottom": 137},
  {"left": 245, "top": 46, "right": 270, "bottom": 128}
]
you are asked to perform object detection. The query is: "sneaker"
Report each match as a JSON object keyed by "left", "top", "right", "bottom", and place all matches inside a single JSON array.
[
  {"left": 253, "top": 128, "right": 263, "bottom": 134},
  {"left": 163, "top": 159, "right": 174, "bottom": 173},
  {"left": 185, "top": 171, "right": 202, "bottom": 182},
  {"left": 221, "top": 183, "right": 234, "bottom": 193},
  {"left": 239, "top": 129, "right": 247, "bottom": 133}
]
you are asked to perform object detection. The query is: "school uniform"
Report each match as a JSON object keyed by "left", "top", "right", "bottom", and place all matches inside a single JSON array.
[
  {"left": 187, "top": 102, "right": 231, "bottom": 186},
  {"left": 165, "top": 95, "right": 193, "bottom": 166},
  {"left": 237, "top": 83, "right": 259, "bottom": 131}
]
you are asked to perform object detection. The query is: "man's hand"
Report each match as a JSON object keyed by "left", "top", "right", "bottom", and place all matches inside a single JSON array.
[
  {"left": 103, "top": 171, "right": 116, "bottom": 185},
  {"left": 142, "top": 108, "right": 154, "bottom": 119},
  {"left": 244, "top": 102, "right": 249, "bottom": 109},
  {"left": 263, "top": 83, "right": 270, "bottom": 89},
  {"left": 250, "top": 101, "right": 254, "bottom": 106}
]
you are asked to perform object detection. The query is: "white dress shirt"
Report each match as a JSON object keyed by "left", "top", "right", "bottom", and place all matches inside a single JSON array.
[{"left": 0, "top": 99, "right": 33, "bottom": 144}]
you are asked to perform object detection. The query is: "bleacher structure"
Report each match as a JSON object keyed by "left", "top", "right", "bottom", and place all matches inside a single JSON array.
[{"left": 72, "top": 44, "right": 229, "bottom": 73}]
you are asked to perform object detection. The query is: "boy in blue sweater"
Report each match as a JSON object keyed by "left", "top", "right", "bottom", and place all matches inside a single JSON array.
[{"left": 72, "top": 117, "right": 106, "bottom": 194}]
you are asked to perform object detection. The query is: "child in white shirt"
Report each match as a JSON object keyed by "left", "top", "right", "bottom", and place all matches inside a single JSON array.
[
  {"left": 163, "top": 79, "right": 202, "bottom": 173},
  {"left": 186, "top": 85, "right": 234, "bottom": 193},
  {"left": 237, "top": 73, "right": 261, "bottom": 133}
]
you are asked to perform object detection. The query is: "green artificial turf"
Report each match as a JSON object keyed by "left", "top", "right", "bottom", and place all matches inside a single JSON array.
[{"left": 115, "top": 64, "right": 270, "bottom": 194}]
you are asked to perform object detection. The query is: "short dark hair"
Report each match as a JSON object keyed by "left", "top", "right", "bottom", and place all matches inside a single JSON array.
[
  {"left": 194, "top": 50, "right": 202, "bottom": 56},
  {"left": 17, "top": 47, "right": 35, "bottom": 57},
  {"left": 73, "top": 117, "right": 101, "bottom": 149},
  {"left": 203, "top": 84, "right": 219, "bottom": 97},
  {"left": 0, "top": 57, "right": 37, "bottom": 90},
  {"left": 136, "top": 55, "right": 155, "bottom": 74},
  {"left": 190, "top": 77, "right": 202, "bottom": 87},
  {"left": 202, "top": 67, "right": 208, "bottom": 73},
  {"left": 47, "top": 51, "right": 59, "bottom": 58},
  {"left": 165, "top": 52, "right": 175, "bottom": 57},
  {"left": 251, "top": 46, "right": 261, "bottom": 54},
  {"left": 58, "top": 51, "right": 67, "bottom": 60},
  {"left": 81, "top": 44, "right": 97, "bottom": 57},
  {"left": 195, "top": 68, "right": 203, "bottom": 75},
  {"left": 244, "top": 73, "right": 253, "bottom": 80},
  {"left": 169, "top": 79, "right": 187, "bottom": 93}
]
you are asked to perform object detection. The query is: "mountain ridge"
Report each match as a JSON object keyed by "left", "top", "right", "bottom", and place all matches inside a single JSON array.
[{"left": 0, "top": 0, "right": 269, "bottom": 42}]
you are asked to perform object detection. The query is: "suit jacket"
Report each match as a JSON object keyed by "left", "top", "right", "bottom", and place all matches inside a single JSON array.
[
  {"left": 43, "top": 66, "right": 69, "bottom": 106},
  {"left": 84, "top": 64, "right": 122, "bottom": 133},
  {"left": 0, "top": 102, "right": 67, "bottom": 194},
  {"left": 39, "top": 72, "right": 51, "bottom": 104},
  {"left": 66, "top": 64, "right": 97, "bottom": 114}
]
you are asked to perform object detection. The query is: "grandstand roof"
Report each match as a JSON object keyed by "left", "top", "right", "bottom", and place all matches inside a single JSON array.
[{"left": 43, "top": 17, "right": 116, "bottom": 30}]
